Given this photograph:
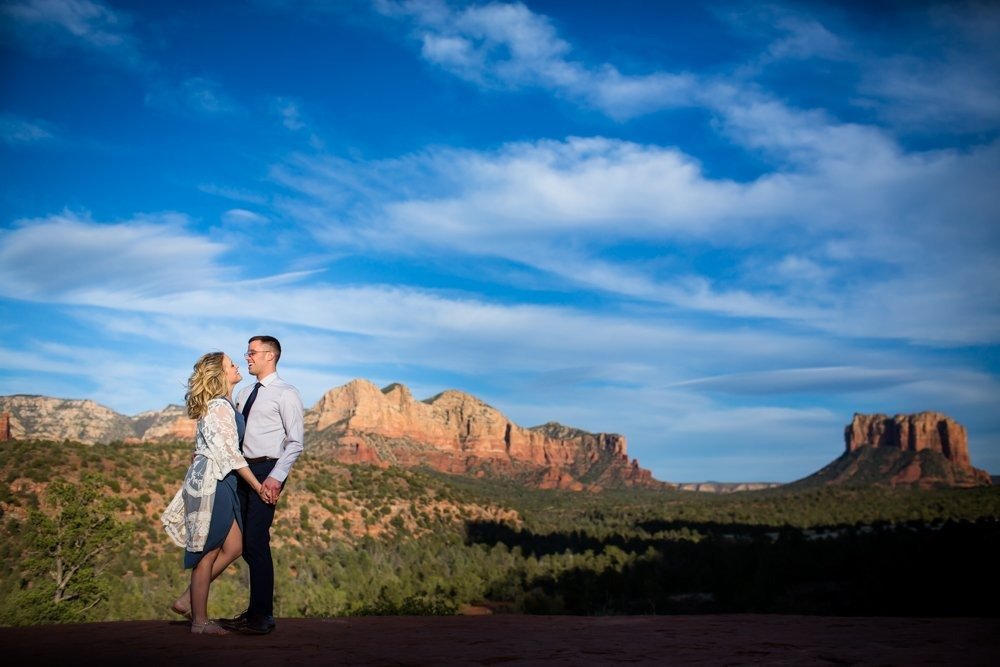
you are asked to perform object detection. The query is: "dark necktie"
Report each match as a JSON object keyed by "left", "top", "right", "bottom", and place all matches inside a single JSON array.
[{"left": 239, "top": 382, "right": 263, "bottom": 451}]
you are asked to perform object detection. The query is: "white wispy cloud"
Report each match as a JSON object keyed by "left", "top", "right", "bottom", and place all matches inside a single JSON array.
[
  {"left": 0, "top": 211, "right": 230, "bottom": 300},
  {"left": 0, "top": 214, "right": 861, "bottom": 374},
  {"left": 669, "top": 367, "right": 923, "bottom": 395},
  {"left": 2, "top": 0, "right": 140, "bottom": 63},
  {"left": 0, "top": 113, "right": 55, "bottom": 145},
  {"left": 373, "top": 0, "right": 697, "bottom": 118},
  {"left": 375, "top": 0, "right": 1000, "bottom": 136},
  {"left": 858, "top": 2, "right": 1000, "bottom": 132},
  {"left": 144, "top": 77, "right": 241, "bottom": 116},
  {"left": 198, "top": 184, "right": 269, "bottom": 205},
  {"left": 270, "top": 119, "right": 1000, "bottom": 344},
  {"left": 222, "top": 208, "right": 269, "bottom": 225}
]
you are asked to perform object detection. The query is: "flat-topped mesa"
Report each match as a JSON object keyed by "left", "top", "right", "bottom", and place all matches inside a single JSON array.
[
  {"left": 806, "top": 411, "right": 992, "bottom": 488},
  {"left": 845, "top": 412, "right": 970, "bottom": 467},
  {"left": 304, "top": 379, "right": 658, "bottom": 490}
]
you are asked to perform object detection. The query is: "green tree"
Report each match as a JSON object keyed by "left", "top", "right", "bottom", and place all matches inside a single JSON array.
[{"left": 1, "top": 475, "right": 133, "bottom": 625}]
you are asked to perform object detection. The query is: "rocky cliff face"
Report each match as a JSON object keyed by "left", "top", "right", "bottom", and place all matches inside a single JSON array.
[
  {"left": 845, "top": 412, "right": 970, "bottom": 466},
  {"left": 0, "top": 412, "right": 10, "bottom": 441},
  {"left": 797, "top": 412, "right": 990, "bottom": 488},
  {"left": 132, "top": 404, "right": 196, "bottom": 442},
  {"left": 304, "top": 379, "right": 658, "bottom": 490},
  {"left": 0, "top": 395, "right": 193, "bottom": 444},
  {"left": 0, "top": 395, "right": 138, "bottom": 443}
]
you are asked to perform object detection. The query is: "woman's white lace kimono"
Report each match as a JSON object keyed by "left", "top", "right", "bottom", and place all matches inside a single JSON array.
[{"left": 161, "top": 398, "right": 247, "bottom": 552}]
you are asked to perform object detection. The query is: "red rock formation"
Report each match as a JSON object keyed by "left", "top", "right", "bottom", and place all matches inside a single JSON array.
[
  {"left": 304, "top": 379, "right": 659, "bottom": 490},
  {"left": 845, "top": 412, "right": 969, "bottom": 465},
  {"left": 135, "top": 405, "right": 196, "bottom": 443},
  {"left": 826, "top": 412, "right": 991, "bottom": 488},
  {"left": 0, "top": 412, "right": 10, "bottom": 441}
]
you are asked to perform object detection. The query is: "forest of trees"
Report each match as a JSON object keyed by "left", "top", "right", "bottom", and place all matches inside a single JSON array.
[{"left": 1, "top": 439, "right": 997, "bottom": 625}]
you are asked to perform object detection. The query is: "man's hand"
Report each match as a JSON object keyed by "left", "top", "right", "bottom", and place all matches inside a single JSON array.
[{"left": 261, "top": 476, "right": 282, "bottom": 504}]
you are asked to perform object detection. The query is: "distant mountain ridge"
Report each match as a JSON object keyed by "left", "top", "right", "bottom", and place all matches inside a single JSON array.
[
  {"left": 0, "top": 394, "right": 243, "bottom": 445},
  {"left": 0, "top": 394, "right": 990, "bottom": 490},
  {"left": 0, "top": 383, "right": 659, "bottom": 491}
]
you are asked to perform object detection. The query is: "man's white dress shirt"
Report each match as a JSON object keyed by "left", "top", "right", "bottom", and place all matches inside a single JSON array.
[{"left": 235, "top": 372, "right": 304, "bottom": 482}]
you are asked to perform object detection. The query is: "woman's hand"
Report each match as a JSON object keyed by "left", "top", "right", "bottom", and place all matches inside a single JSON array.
[{"left": 254, "top": 485, "right": 271, "bottom": 504}]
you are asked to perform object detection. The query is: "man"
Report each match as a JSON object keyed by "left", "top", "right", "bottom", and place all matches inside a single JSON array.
[{"left": 221, "top": 335, "right": 304, "bottom": 635}]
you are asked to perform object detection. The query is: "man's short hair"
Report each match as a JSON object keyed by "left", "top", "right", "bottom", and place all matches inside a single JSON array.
[{"left": 249, "top": 335, "right": 282, "bottom": 363}]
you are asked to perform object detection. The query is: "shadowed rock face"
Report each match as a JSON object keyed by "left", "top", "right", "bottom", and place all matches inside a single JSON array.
[{"left": 304, "top": 379, "right": 658, "bottom": 490}]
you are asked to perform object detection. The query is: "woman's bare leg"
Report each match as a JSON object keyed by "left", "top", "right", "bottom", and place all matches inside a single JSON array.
[
  {"left": 190, "top": 546, "right": 221, "bottom": 625},
  {"left": 173, "top": 521, "right": 243, "bottom": 615}
]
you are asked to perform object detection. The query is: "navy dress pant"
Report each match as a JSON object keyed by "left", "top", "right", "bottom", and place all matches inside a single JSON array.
[{"left": 237, "top": 458, "right": 283, "bottom": 618}]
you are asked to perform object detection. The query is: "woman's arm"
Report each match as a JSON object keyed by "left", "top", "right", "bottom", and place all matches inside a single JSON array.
[
  {"left": 236, "top": 465, "right": 263, "bottom": 494},
  {"left": 205, "top": 399, "right": 263, "bottom": 495}
]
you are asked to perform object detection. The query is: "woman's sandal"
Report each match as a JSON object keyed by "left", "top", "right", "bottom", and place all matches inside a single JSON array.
[{"left": 190, "top": 620, "right": 229, "bottom": 636}]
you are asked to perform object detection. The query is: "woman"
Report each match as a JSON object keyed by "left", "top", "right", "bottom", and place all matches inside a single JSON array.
[{"left": 161, "top": 352, "right": 266, "bottom": 636}]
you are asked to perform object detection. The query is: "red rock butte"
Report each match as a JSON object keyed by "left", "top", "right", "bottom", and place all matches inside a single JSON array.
[
  {"left": 846, "top": 411, "right": 971, "bottom": 466},
  {"left": 304, "top": 379, "right": 656, "bottom": 490},
  {"left": 817, "top": 411, "right": 992, "bottom": 487}
]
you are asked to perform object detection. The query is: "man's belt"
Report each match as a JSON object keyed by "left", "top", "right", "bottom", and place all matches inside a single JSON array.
[{"left": 245, "top": 456, "right": 277, "bottom": 463}]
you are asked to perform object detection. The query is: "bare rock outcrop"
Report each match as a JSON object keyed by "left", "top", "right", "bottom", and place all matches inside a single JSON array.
[
  {"left": 0, "top": 395, "right": 196, "bottom": 444},
  {"left": 305, "top": 379, "right": 658, "bottom": 490},
  {"left": 134, "top": 404, "right": 196, "bottom": 443},
  {"left": 670, "top": 482, "right": 781, "bottom": 493},
  {"left": 0, "top": 395, "right": 137, "bottom": 443}
]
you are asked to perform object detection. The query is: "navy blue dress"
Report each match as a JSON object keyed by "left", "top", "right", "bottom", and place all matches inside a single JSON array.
[{"left": 184, "top": 406, "right": 247, "bottom": 569}]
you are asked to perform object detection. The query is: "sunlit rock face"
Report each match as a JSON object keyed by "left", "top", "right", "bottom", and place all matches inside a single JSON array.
[
  {"left": 133, "top": 404, "right": 196, "bottom": 443},
  {"left": 0, "top": 395, "right": 193, "bottom": 444},
  {"left": 304, "top": 379, "right": 659, "bottom": 490},
  {"left": 0, "top": 395, "right": 137, "bottom": 443},
  {"left": 845, "top": 412, "right": 972, "bottom": 465}
]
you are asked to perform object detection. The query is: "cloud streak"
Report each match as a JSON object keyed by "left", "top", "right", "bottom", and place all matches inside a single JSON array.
[
  {"left": 2, "top": 0, "right": 140, "bottom": 64},
  {"left": 0, "top": 212, "right": 230, "bottom": 300},
  {"left": 374, "top": 0, "right": 697, "bottom": 118}
]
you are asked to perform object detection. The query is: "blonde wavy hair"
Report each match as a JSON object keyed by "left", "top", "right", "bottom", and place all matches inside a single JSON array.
[{"left": 185, "top": 352, "right": 229, "bottom": 419}]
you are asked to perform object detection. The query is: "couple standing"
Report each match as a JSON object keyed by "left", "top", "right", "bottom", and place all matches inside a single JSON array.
[{"left": 162, "top": 335, "right": 304, "bottom": 636}]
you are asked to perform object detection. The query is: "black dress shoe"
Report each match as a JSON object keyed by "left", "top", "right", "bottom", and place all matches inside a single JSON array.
[
  {"left": 217, "top": 610, "right": 249, "bottom": 631},
  {"left": 243, "top": 614, "right": 276, "bottom": 635}
]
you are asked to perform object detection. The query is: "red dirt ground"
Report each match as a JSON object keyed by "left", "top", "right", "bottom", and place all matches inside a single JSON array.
[{"left": 4, "top": 614, "right": 998, "bottom": 666}]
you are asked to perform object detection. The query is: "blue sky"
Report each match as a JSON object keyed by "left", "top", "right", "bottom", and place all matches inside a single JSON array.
[{"left": 1, "top": 0, "right": 998, "bottom": 483}]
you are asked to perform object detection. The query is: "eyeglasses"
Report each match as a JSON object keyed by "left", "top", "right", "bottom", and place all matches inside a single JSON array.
[{"left": 245, "top": 349, "right": 272, "bottom": 358}]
